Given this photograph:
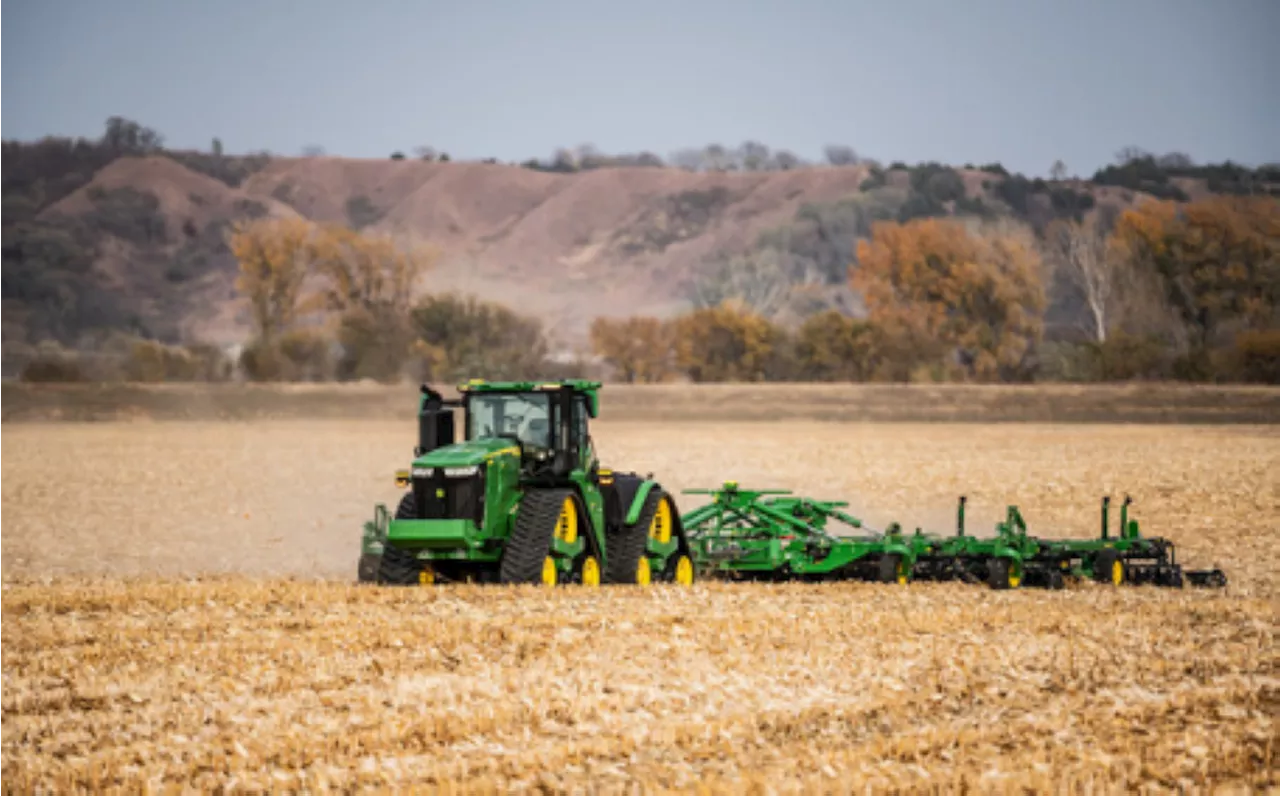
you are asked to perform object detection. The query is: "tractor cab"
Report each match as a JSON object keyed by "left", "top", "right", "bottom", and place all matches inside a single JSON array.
[{"left": 416, "top": 379, "right": 601, "bottom": 481}]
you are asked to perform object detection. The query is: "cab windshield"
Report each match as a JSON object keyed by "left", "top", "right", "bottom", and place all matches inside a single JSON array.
[{"left": 467, "top": 393, "right": 552, "bottom": 451}]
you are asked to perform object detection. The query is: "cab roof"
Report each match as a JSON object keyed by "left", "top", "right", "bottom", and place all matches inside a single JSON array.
[{"left": 455, "top": 379, "right": 602, "bottom": 417}]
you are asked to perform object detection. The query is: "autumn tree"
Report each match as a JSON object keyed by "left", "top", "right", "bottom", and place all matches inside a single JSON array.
[
  {"left": 229, "top": 216, "right": 318, "bottom": 346},
  {"left": 793, "top": 311, "right": 876, "bottom": 381},
  {"left": 852, "top": 217, "right": 1047, "bottom": 381},
  {"left": 1110, "top": 196, "right": 1280, "bottom": 348},
  {"left": 308, "top": 224, "right": 436, "bottom": 315},
  {"left": 671, "top": 300, "right": 783, "bottom": 382},
  {"left": 304, "top": 224, "right": 437, "bottom": 381},
  {"left": 589, "top": 316, "right": 675, "bottom": 383}
]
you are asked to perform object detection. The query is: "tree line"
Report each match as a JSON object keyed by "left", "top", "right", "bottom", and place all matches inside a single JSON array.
[
  {"left": 594, "top": 196, "right": 1280, "bottom": 385},
  {"left": 5, "top": 117, "right": 1278, "bottom": 385}
]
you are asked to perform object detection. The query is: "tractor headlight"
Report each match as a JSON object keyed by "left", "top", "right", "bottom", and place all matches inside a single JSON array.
[
  {"left": 395, "top": 469, "right": 410, "bottom": 488},
  {"left": 411, "top": 467, "right": 433, "bottom": 478},
  {"left": 444, "top": 465, "right": 478, "bottom": 478}
]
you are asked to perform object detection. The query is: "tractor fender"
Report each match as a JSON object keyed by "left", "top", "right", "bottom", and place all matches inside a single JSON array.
[
  {"left": 624, "top": 480, "right": 661, "bottom": 526},
  {"left": 565, "top": 488, "right": 604, "bottom": 562}
]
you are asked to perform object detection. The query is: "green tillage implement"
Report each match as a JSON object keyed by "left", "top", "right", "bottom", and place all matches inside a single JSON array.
[
  {"left": 682, "top": 483, "right": 1228, "bottom": 591},
  {"left": 682, "top": 483, "right": 916, "bottom": 584}
]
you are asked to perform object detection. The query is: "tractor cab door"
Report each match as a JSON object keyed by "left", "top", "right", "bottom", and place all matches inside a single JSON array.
[{"left": 574, "top": 395, "right": 596, "bottom": 473}]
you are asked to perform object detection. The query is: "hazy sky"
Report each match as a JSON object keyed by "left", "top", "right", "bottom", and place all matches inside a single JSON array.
[{"left": 4, "top": 0, "right": 1278, "bottom": 176}]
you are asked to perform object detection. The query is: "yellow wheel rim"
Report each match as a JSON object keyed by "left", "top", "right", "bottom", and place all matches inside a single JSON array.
[
  {"left": 555, "top": 497, "right": 578, "bottom": 544},
  {"left": 649, "top": 497, "right": 672, "bottom": 545},
  {"left": 1009, "top": 567, "right": 1021, "bottom": 589},
  {"left": 419, "top": 567, "right": 435, "bottom": 585},
  {"left": 581, "top": 556, "right": 600, "bottom": 587},
  {"left": 541, "top": 557, "right": 558, "bottom": 586},
  {"left": 675, "top": 555, "right": 694, "bottom": 586},
  {"left": 1111, "top": 559, "right": 1123, "bottom": 586},
  {"left": 896, "top": 559, "right": 908, "bottom": 586},
  {"left": 636, "top": 557, "right": 651, "bottom": 586}
]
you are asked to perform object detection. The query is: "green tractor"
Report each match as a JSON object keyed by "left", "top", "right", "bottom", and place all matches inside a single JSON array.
[{"left": 358, "top": 379, "right": 697, "bottom": 588}]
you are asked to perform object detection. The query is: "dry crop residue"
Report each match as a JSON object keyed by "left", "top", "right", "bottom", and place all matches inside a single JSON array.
[
  {"left": 2, "top": 419, "right": 1278, "bottom": 791},
  {"left": 2, "top": 580, "right": 1275, "bottom": 792}
]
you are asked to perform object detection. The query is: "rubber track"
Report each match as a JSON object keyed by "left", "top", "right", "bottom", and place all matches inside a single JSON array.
[
  {"left": 500, "top": 489, "right": 568, "bottom": 584},
  {"left": 606, "top": 489, "right": 661, "bottom": 584},
  {"left": 377, "top": 493, "right": 423, "bottom": 585}
]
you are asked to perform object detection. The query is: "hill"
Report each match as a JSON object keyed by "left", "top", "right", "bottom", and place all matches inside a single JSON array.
[{"left": 4, "top": 122, "right": 1278, "bottom": 368}]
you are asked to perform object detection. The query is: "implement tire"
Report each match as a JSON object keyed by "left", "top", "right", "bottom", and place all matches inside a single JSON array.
[
  {"left": 500, "top": 489, "right": 569, "bottom": 585},
  {"left": 878, "top": 554, "right": 909, "bottom": 585},
  {"left": 377, "top": 492, "right": 423, "bottom": 585},
  {"left": 1093, "top": 549, "right": 1125, "bottom": 586},
  {"left": 607, "top": 489, "right": 664, "bottom": 585}
]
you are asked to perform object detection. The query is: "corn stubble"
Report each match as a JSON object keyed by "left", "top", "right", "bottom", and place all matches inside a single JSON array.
[{"left": 2, "top": 420, "right": 1277, "bottom": 792}]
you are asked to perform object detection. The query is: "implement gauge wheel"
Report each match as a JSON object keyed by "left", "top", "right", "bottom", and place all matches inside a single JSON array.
[
  {"left": 878, "top": 554, "right": 910, "bottom": 585},
  {"left": 501, "top": 489, "right": 575, "bottom": 586},
  {"left": 987, "top": 558, "right": 1021, "bottom": 590},
  {"left": 1093, "top": 549, "right": 1126, "bottom": 586},
  {"left": 377, "top": 492, "right": 426, "bottom": 585}
]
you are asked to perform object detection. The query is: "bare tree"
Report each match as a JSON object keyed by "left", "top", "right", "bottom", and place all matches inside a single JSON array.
[
  {"left": 414, "top": 145, "right": 438, "bottom": 161},
  {"left": 575, "top": 143, "right": 606, "bottom": 169},
  {"left": 669, "top": 148, "right": 704, "bottom": 171},
  {"left": 301, "top": 144, "right": 326, "bottom": 158},
  {"left": 824, "top": 144, "right": 858, "bottom": 166},
  {"left": 771, "top": 150, "right": 802, "bottom": 171},
  {"left": 1043, "top": 217, "right": 1117, "bottom": 342},
  {"left": 1114, "top": 146, "right": 1149, "bottom": 166},
  {"left": 1156, "top": 151, "right": 1195, "bottom": 170},
  {"left": 692, "top": 249, "right": 822, "bottom": 318},
  {"left": 703, "top": 143, "right": 730, "bottom": 172},
  {"left": 1050, "top": 159, "right": 1067, "bottom": 181},
  {"left": 738, "top": 141, "right": 770, "bottom": 171}
]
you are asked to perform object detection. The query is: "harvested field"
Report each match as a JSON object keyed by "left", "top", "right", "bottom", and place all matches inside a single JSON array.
[{"left": 3, "top": 419, "right": 1278, "bottom": 791}]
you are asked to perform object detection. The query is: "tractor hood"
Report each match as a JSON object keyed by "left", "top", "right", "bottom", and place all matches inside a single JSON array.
[{"left": 414, "top": 437, "right": 519, "bottom": 469}]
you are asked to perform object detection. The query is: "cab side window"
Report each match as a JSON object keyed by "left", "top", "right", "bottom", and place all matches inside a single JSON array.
[{"left": 573, "top": 397, "right": 592, "bottom": 466}]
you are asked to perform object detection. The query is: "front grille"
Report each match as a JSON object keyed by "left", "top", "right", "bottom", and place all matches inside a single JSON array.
[{"left": 412, "top": 469, "right": 485, "bottom": 525}]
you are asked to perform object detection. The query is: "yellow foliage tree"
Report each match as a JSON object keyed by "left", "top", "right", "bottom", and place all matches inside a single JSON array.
[
  {"left": 589, "top": 316, "right": 675, "bottom": 383},
  {"left": 228, "top": 216, "right": 317, "bottom": 344},
  {"left": 1110, "top": 195, "right": 1280, "bottom": 346},
  {"left": 671, "top": 300, "right": 782, "bottom": 382},
  {"left": 852, "top": 217, "right": 1047, "bottom": 381},
  {"left": 308, "top": 224, "right": 437, "bottom": 315},
  {"left": 793, "top": 310, "right": 876, "bottom": 381}
]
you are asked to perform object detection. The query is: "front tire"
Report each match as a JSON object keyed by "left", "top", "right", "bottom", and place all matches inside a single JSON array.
[{"left": 377, "top": 492, "right": 424, "bottom": 585}]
